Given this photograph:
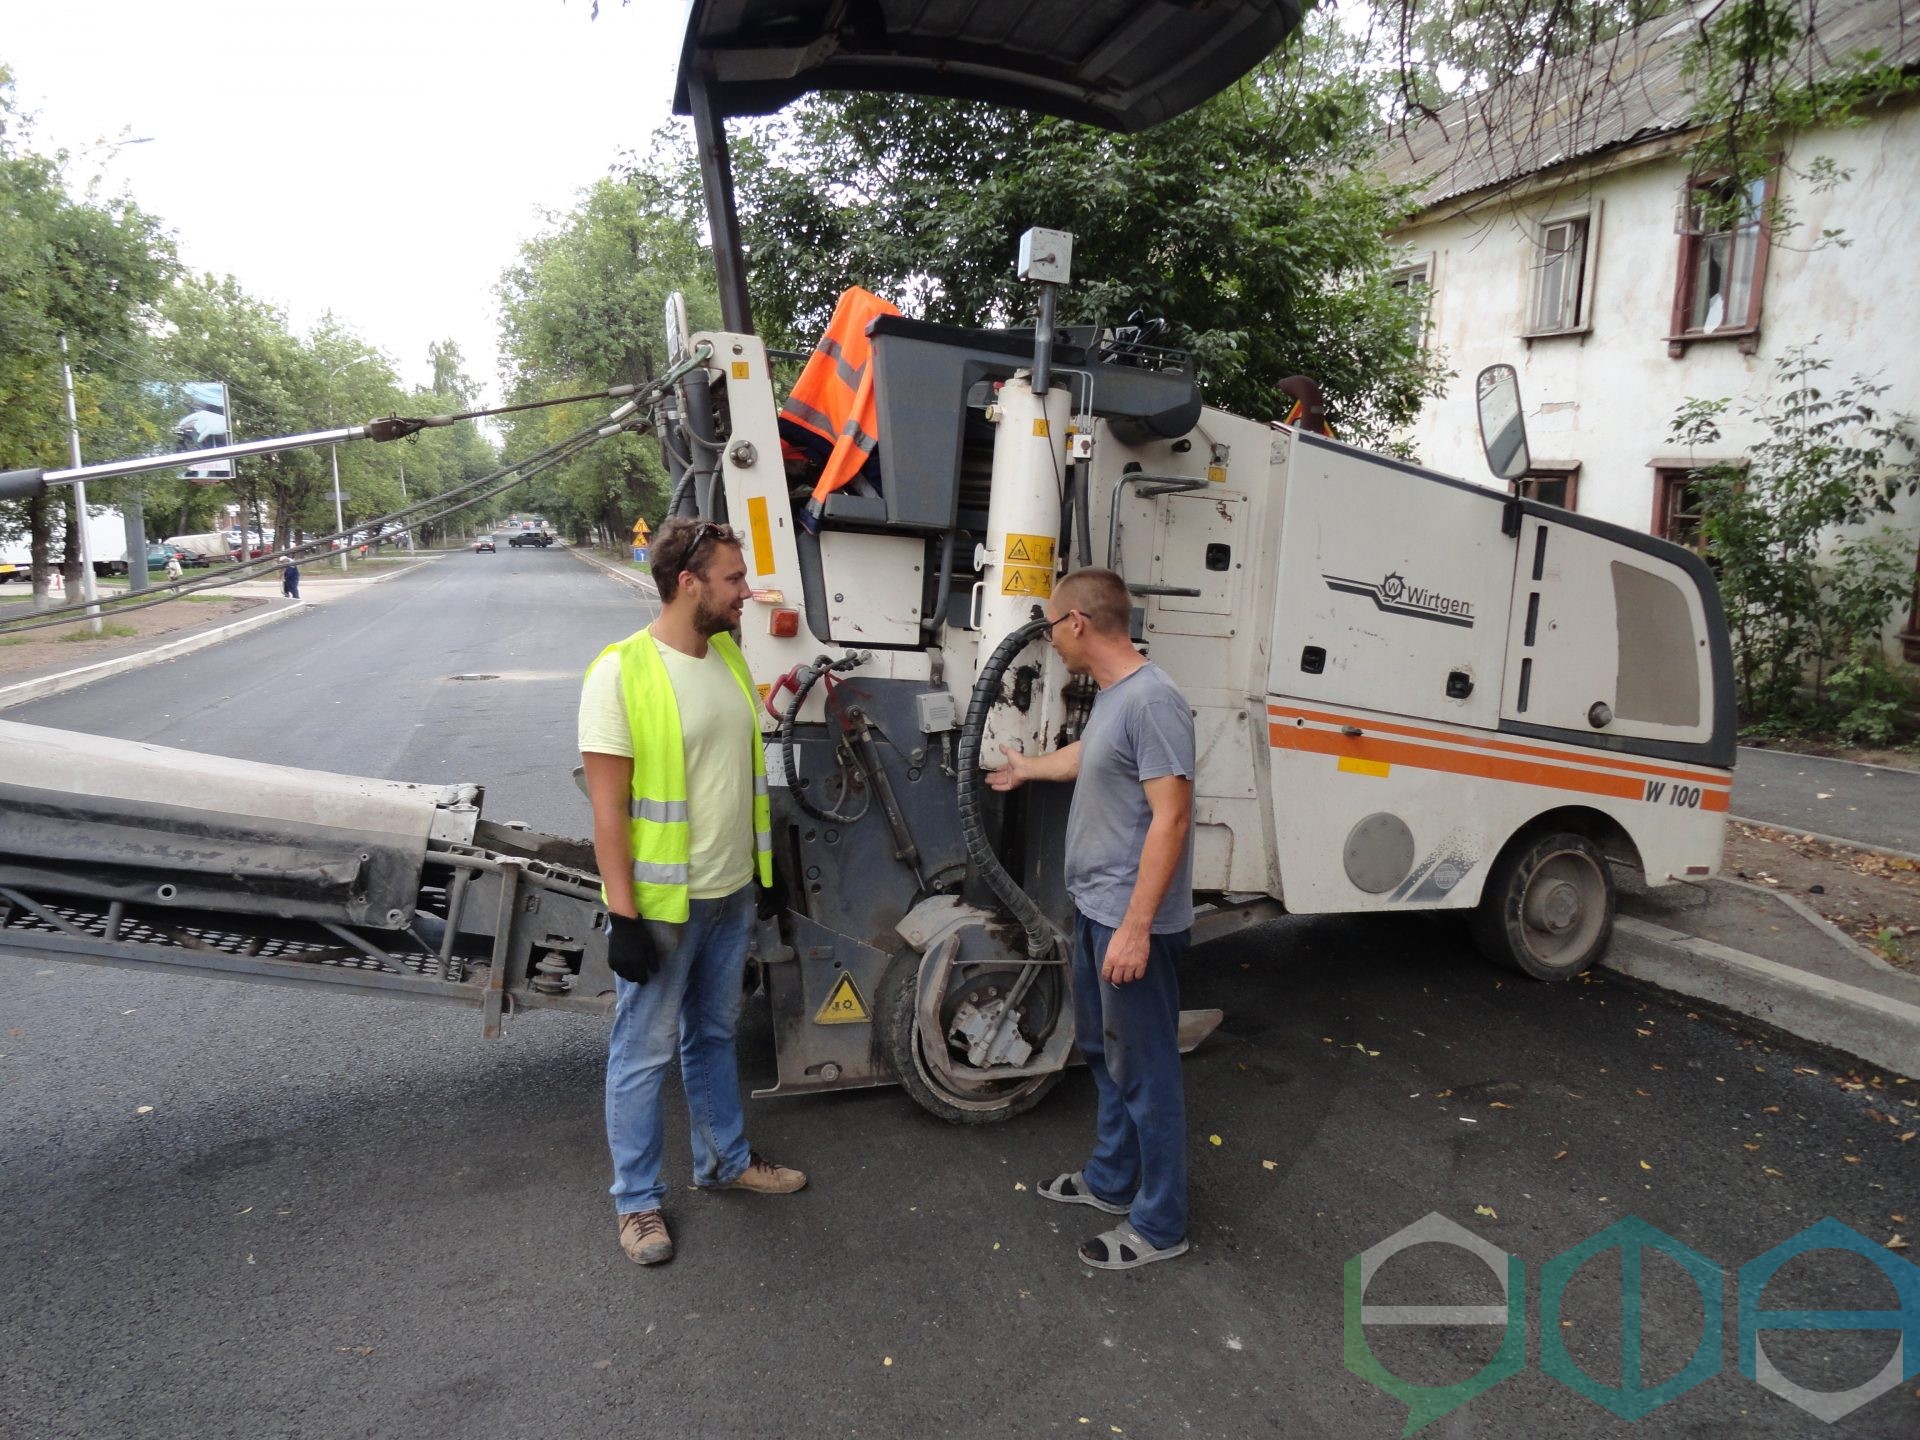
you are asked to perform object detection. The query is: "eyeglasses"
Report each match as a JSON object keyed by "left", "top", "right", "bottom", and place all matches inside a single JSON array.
[{"left": 1042, "top": 608, "right": 1088, "bottom": 632}]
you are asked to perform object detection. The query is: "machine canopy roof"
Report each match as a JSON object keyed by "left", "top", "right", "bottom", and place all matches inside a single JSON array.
[{"left": 674, "top": 0, "right": 1307, "bottom": 133}]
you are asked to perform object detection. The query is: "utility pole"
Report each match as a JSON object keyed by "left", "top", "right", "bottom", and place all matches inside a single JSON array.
[
  {"left": 398, "top": 460, "right": 415, "bottom": 552},
  {"left": 59, "top": 335, "right": 103, "bottom": 635}
]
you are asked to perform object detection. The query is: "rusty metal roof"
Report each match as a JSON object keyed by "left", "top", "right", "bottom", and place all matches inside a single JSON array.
[
  {"left": 1379, "top": 0, "right": 1920, "bottom": 215},
  {"left": 673, "top": 0, "right": 1306, "bottom": 133}
]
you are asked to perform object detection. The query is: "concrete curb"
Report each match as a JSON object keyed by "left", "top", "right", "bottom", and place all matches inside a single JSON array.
[
  {"left": 0, "top": 600, "right": 313, "bottom": 711},
  {"left": 1603, "top": 916, "right": 1920, "bottom": 1078},
  {"left": 0, "top": 555, "right": 438, "bottom": 712},
  {"left": 568, "top": 546, "right": 660, "bottom": 600}
]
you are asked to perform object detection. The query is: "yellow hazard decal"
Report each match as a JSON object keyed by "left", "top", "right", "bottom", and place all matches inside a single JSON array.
[
  {"left": 1032, "top": 418, "right": 1050, "bottom": 437},
  {"left": 1207, "top": 464, "right": 1228, "bottom": 484},
  {"left": 731, "top": 360, "right": 751, "bottom": 380},
  {"left": 756, "top": 682, "right": 772, "bottom": 702},
  {"left": 814, "top": 972, "right": 871, "bottom": 1025},
  {"left": 1001, "top": 564, "right": 1055, "bottom": 598},
  {"left": 1337, "top": 755, "right": 1392, "bottom": 779},
  {"left": 1004, "top": 532, "right": 1055, "bottom": 567}
]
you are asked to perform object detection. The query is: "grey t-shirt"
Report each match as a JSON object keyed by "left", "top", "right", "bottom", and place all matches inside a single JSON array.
[{"left": 1065, "top": 661, "right": 1195, "bottom": 933}]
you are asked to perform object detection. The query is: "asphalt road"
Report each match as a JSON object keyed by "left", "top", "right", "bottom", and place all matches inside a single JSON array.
[
  {"left": 1732, "top": 747, "right": 1920, "bottom": 855},
  {"left": 3, "top": 551, "right": 1917, "bottom": 1440}
]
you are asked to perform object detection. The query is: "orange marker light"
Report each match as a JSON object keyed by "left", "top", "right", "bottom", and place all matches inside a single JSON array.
[{"left": 768, "top": 609, "right": 800, "bottom": 638}]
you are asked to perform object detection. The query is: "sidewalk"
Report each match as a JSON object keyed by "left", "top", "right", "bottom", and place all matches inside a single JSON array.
[
  {"left": 0, "top": 555, "right": 440, "bottom": 711},
  {"left": 567, "top": 544, "right": 660, "bottom": 600},
  {"left": 1609, "top": 867, "right": 1920, "bottom": 1078}
]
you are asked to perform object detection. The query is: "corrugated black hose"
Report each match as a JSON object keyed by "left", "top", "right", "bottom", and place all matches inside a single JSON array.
[
  {"left": 955, "top": 614, "right": 1063, "bottom": 961},
  {"left": 778, "top": 652, "right": 870, "bottom": 823}
]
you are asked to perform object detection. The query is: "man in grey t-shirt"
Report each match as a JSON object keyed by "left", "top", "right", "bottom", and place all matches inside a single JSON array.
[{"left": 987, "top": 567, "right": 1195, "bottom": 1269}]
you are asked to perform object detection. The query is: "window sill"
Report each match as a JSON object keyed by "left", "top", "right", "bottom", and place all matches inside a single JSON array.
[
  {"left": 1667, "top": 325, "right": 1760, "bottom": 358},
  {"left": 1522, "top": 324, "right": 1592, "bottom": 344}
]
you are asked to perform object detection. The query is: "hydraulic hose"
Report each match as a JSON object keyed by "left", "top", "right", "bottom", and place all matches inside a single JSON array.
[
  {"left": 777, "top": 652, "right": 870, "bottom": 823},
  {"left": 954, "top": 614, "right": 1062, "bottom": 961}
]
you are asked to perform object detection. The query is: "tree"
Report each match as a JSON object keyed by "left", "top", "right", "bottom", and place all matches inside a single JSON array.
[
  {"left": 1671, "top": 346, "right": 1920, "bottom": 730},
  {"left": 495, "top": 175, "right": 718, "bottom": 544},
  {"left": 0, "top": 66, "right": 175, "bottom": 607},
  {"left": 632, "top": 14, "right": 1446, "bottom": 442}
]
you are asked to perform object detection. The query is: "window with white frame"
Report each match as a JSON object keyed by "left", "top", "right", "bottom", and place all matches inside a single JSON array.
[
  {"left": 1527, "top": 213, "right": 1593, "bottom": 335},
  {"left": 1390, "top": 255, "right": 1432, "bottom": 349}
]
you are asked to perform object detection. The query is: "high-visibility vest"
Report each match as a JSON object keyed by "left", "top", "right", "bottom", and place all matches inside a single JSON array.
[
  {"left": 591, "top": 625, "right": 773, "bottom": 922},
  {"left": 778, "top": 286, "right": 901, "bottom": 511}
]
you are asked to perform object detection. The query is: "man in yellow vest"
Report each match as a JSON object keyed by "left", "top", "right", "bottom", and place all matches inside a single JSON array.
[{"left": 579, "top": 516, "right": 805, "bottom": 1266}]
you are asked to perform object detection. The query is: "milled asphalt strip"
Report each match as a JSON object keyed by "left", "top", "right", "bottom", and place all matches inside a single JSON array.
[
  {"left": 0, "top": 557, "right": 439, "bottom": 712},
  {"left": 1605, "top": 918, "right": 1920, "bottom": 1077}
]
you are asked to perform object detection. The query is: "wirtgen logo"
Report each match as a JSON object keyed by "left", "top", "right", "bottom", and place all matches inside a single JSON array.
[
  {"left": 1324, "top": 570, "right": 1476, "bottom": 628},
  {"left": 1344, "top": 1212, "right": 1918, "bottom": 1434}
]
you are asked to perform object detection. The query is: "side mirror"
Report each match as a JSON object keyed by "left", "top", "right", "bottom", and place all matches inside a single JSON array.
[{"left": 1475, "top": 364, "right": 1532, "bottom": 482}]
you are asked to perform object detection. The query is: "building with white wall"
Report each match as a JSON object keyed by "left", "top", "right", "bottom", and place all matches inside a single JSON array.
[{"left": 1378, "top": 0, "right": 1920, "bottom": 660}]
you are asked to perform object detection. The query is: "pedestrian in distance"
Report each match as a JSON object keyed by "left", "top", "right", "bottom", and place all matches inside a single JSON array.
[
  {"left": 987, "top": 566, "right": 1196, "bottom": 1270},
  {"left": 281, "top": 560, "right": 300, "bottom": 600},
  {"left": 164, "top": 553, "right": 182, "bottom": 584},
  {"left": 578, "top": 516, "right": 805, "bottom": 1266}
]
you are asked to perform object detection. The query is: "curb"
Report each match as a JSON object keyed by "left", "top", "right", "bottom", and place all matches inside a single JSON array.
[
  {"left": 1719, "top": 875, "right": 1909, "bottom": 978},
  {"left": 0, "top": 555, "right": 437, "bottom": 712},
  {"left": 569, "top": 546, "right": 660, "bottom": 600},
  {"left": 1603, "top": 917, "right": 1920, "bottom": 1078},
  {"left": 0, "top": 600, "right": 313, "bottom": 711}
]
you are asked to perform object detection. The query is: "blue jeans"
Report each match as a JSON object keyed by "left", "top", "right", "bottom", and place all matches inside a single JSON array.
[
  {"left": 605, "top": 885, "right": 756, "bottom": 1214},
  {"left": 1072, "top": 909, "right": 1190, "bottom": 1250}
]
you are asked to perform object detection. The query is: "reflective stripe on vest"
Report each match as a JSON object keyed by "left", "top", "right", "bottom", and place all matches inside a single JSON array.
[{"left": 588, "top": 626, "right": 773, "bottom": 924}]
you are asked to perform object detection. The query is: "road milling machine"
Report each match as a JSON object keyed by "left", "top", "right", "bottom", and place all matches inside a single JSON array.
[{"left": 0, "top": 0, "right": 1734, "bottom": 1123}]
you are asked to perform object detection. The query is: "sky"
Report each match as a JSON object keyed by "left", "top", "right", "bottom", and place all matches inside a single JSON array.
[{"left": 4, "top": 0, "right": 691, "bottom": 405}]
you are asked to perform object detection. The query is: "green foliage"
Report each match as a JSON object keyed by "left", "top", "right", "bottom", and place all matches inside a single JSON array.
[
  {"left": 1826, "top": 644, "right": 1911, "bottom": 746},
  {"left": 495, "top": 175, "right": 717, "bottom": 542},
  {"left": 1671, "top": 345, "right": 1920, "bottom": 725},
  {"left": 632, "top": 16, "right": 1447, "bottom": 443}
]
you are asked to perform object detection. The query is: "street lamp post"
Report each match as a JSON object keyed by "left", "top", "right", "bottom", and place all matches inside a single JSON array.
[{"left": 327, "top": 355, "right": 375, "bottom": 573}]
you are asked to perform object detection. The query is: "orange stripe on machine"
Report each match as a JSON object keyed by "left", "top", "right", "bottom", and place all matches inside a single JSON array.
[
  {"left": 1268, "top": 721, "right": 1731, "bottom": 813},
  {"left": 1266, "top": 703, "right": 1731, "bottom": 790}
]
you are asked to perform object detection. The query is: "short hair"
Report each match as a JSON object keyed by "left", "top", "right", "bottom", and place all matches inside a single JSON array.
[
  {"left": 650, "top": 517, "right": 742, "bottom": 601},
  {"left": 1053, "top": 567, "right": 1131, "bottom": 636}
]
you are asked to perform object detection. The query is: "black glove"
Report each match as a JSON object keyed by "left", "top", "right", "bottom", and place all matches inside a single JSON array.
[{"left": 606, "top": 911, "right": 659, "bottom": 986}]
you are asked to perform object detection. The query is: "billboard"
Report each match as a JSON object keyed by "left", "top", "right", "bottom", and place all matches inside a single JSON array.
[{"left": 144, "top": 380, "right": 234, "bottom": 484}]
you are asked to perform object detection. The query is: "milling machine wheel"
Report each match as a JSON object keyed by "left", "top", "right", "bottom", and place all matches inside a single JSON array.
[
  {"left": 1470, "top": 831, "right": 1615, "bottom": 981},
  {"left": 876, "top": 950, "right": 1063, "bottom": 1125}
]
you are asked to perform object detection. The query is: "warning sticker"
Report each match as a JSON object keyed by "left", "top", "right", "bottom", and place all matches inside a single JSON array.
[
  {"left": 813, "top": 972, "right": 870, "bottom": 1025},
  {"left": 1000, "top": 565, "right": 1055, "bottom": 598},
  {"left": 1003, "top": 532, "right": 1055, "bottom": 567},
  {"left": 731, "top": 360, "right": 751, "bottom": 380},
  {"left": 1031, "top": 418, "right": 1050, "bottom": 437}
]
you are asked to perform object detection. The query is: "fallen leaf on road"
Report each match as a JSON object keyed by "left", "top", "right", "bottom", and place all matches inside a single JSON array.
[
  {"left": 1635, "top": 1028, "right": 1652, "bottom": 1037},
  {"left": 1845, "top": 1156, "right": 1861, "bottom": 1163},
  {"left": 1900, "top": 1133, "right": 1916, "bottom": 1143},
  {"left": 1888, "top": 1235, "right": 1910, "bottom": 1251},
  {"left": 1635, "top": 1089, "right": 1652, "bottom": 1098},
  {"left": 237, "top": 1206, "right": 252, "bottom": 1215},
  {"left": 1436, "top": 1089, "right": 1454, "bottom": 1098},
  {"left": 1209, "top": 1134, "right": 1223, "bottom": 1146},
  {"left": 1764, "top": 1105, "right": 1782, "bottom": 1114},
  {"left": 335, "top": 1346, "right": 374, "bottom": 1358},
  {"left": 1349, "top": 1043, "right": 1379, "bottom": 1057},
  {"left": 1014, "top": 1182, "right": 1027, "bottom": 1191},
  {"left": 1764, "top": 1167, "right": 1785, "bottom": 1178},
  {"left": 884, "top": 1357, "right": 893, "bottom": 1367},
  {"left": 1262, "top": 1160, "right": 1277, "bottom": 1171},
  {"left": 1489, "top": 1102, "right": 1513, "bottom": 1110},
  {"left": 1815, "top": 792, "right": 1833, "bottom": 800},
  {"left": 1892, "top": 1214, "right": 1908, "bottom": 1222},
  {"left": 1793, "top": 1066, "right": 1820, "bottom": 1076},
  {"left": 593, "top": 1360, "right": 612, "bottom": 1371},
  {"left": 1640, "top": 1161, "right": 1652, "bottom": 1171},
  {"left": 135, "top": 1105, "right": 153, "bottom": 1115},
  {"left": 992, "top": 1242, "right": 1001, "bottom": 1251},
  {"left": 1744, "top": 1144, "right": 1760, "bottom": 1152},
  {"left": 1553, "top": 1150, "right": 1568, "bottom": 1162},
  {"left": 1474, "top": 1205, "right": 1499, "bottom": 1219}
]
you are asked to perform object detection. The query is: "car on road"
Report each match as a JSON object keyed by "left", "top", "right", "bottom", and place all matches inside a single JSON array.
[
  {"left": 473, "top": 536, "right": 496, "bottom": 553},
  {"left": 508, "top": 530, "right": 552, "bottom": 548},
  {"left": 147, "top": 543, "right": 209, "bottom": 571}
]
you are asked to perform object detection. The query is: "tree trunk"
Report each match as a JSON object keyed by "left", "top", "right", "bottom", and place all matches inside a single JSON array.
[{"left": 28, "top": 493, "right": 53, "bottom": 611}]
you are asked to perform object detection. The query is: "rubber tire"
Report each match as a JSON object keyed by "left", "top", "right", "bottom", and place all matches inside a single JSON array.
[
  {"left": 1469, "top": 831, "right": 1615, "bottom": 981},
  {"left": 876, "top": 951, "right": 1061, "bottom": 1125}
]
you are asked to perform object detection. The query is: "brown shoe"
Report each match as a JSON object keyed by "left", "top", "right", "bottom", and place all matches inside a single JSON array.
[
  {"left": 719, "top": 1151, "right": 807, "bottom": 1195},
  {"left": 617, "top": 1208, "right": 673, "bottom": 1265}
]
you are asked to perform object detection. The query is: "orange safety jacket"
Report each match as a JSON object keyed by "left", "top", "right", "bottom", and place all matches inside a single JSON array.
[{"left": 778, "top": 286, "right": 901, "bottom": 514}]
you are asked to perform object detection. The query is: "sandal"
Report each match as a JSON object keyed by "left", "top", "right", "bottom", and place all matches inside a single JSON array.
[
  {"left": 1078, "top": 1222, "right": 1189, "bottom": 1270},
  {"left": 1038, "top": 1171, "right": 1129, "bottom": 1215}
]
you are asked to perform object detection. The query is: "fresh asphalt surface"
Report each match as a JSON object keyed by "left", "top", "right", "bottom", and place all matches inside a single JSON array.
[
  {"left": 1732, "top": 747, "right": 1920, "bottom": 854},
  {"left": 3, "top": 550, "right": 1916, "bottom": 1440}
]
